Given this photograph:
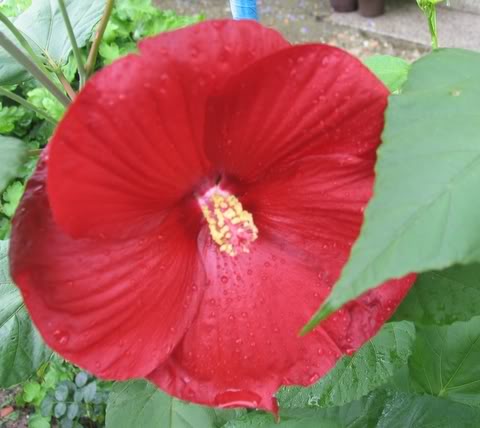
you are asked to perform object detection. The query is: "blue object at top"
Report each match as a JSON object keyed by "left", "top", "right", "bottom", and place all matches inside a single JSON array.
[{"left": 229, "top": 0, "right": 258, "bottom": 20}]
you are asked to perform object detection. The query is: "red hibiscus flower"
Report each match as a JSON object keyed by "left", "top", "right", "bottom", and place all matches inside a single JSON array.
[{"left": 9, "top": 20, "right": 415, "bottom": 412}]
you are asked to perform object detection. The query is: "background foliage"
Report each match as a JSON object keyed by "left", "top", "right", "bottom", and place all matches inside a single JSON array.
[{"left": 1, "top": 0, "right": 480, "bottom": 427}]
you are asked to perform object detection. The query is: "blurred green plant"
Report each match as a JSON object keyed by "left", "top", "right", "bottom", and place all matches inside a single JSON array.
[{"left": 17, "top": 358, "right": 112, "bottom": 428}]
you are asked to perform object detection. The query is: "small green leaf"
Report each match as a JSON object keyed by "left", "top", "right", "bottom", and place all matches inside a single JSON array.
[
  {"left": 0, "top": 135, "right": 25, "bottom": 192},
  {"left": 106, "top": 380, "right": 219, "bottom": 428},
  {"left": 66, "top": 402, "right": 79, "bottom": 420},
  {"left": 0, "top": 240, "right": 52, "bottom": 387},
  {"left": 55, "top": 383, "right": 69, "bottom": 402},
  {"left": 27, "top": 88, "right": 65, "bottom": 121},
  {"left": 74, "top": 371, "right": 88, "bottom": 388},
  {"left": 364, "top": 55, "right": 411, "bottom": 93},
  {"left": 28, "top": 414, "right": 51, "bottom": 428},
  {"left": 409, "top": 315, "right": 480, "bottom": 406},
  {"left": 0, "top": 102, "right": 28, "bottom": 134},
  {"left": 0, "top": 0, "right": 31, "bottom": 18},
  {"left": 73, "top": 389, "right": 83, "bottom": 402},
  {"left": 1, "top": 180, "right": 24, "bottom": 217},
  {"left": 82, "top": 381, "right": 97, "bottom": 402},
  {"left": 393, "top": 263, "right": 480, "bottom": 325},
  {"left": 40, "top": 396, "right": 54, "bottom": 417},
  {"left": 54, "top": 402, "right": 67, "bottom": 418},
  {"left": 278, "top": 321, "right": 415, "bottom": 408},
  {"left": 304, "top": 48, "right": 480, "bottom": 331},
  {"left": 23, "top": 381, "right": 41, "bottom": 402}
]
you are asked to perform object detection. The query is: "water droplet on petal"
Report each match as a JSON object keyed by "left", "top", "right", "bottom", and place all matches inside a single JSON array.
[{"left": 53, "top": 329, "right": 69, "bottom": 345}]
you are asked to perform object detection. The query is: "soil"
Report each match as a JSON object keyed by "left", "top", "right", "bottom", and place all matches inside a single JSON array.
[{"left": 0, "top": 388, "right": 29, "bottom": 428}]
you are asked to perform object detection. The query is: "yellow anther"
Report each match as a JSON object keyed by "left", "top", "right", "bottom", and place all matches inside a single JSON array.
[{"left": 199, "top": 187, "right": 259, "bottom": 256}]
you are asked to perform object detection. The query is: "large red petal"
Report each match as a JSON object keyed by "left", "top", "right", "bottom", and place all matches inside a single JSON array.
[
  {"left": 47, "top": 20, "right": 288, "bottom": 239},
  {"left": 149, "top": 127, "right": 414, "bottom": 410},
  {"left": 10, "top": 157, "right": 205, "bottom": 379},
  {"left": 205, "top": 44, "right": 388, "bottom": 183},
  {"left": 149, "top": 233, "right": 413, "bottom": 411}
]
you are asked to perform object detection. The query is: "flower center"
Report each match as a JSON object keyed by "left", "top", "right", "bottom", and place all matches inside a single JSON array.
[{"left": 198, "top": 187, "right": 258, "bottom": 256}]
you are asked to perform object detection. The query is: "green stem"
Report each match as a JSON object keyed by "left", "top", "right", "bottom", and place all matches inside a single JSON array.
[
  {"left": 428, "top": 6, "right": 438, "bottom": 49},
  {"left": 28, "top": 148, "right": 42, "bottom": 157},
  {"left": 54, "top": 68, "right": 76, "bottom": 100},
  {"left": 0, "top": 12, "right": 43, "bottom": 68},
  {"left": 86, "top": 0, "right": 115, "bottom": 76},
  {"left": 0, "top": 30, "right": 70, "bottom": 106},
  {"left": 0, "top": 87, "right": 58, "bottom": 125},
  {"left": 57, "top": 0, "right": 86, "bottom": 88}
]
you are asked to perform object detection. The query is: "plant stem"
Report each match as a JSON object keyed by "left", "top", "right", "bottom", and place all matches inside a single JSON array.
[
  {"left": 428, "top": 6, "right": 438, "bottom": 49},
  {"left": 54, "top": 69, "right": 76, "bottom": 100},
  {"left": 0, "top": 30, "right": 70, "bottom": 106},
  {"left": 57, "top": 0, "right": 87, "bottom": 88},
  {"left": 28, "top": 148, "right": 42, "bottom": 157},
  {"left": 0, "top": 87, "right": 58, "bottom": 125},
  {"left": 86, "top": 0, "right": 115, "bottom": 77}
]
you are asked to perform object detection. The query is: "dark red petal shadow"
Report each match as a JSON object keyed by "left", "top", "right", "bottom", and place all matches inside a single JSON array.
[
  {"left": 10, "top": 156, "right": 205, "bottom": 379},
  {"left": 205, "top": 44, "right": 388, "bottom": 184},
  {"left": 47, "top": 20, "right": 289, "bottom": 240}
]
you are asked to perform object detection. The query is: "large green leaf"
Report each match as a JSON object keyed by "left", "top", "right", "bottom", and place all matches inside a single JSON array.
[
  {"left": 225, "top": 392, "right": 387, "bottom": 428},
  {"left": 278, "top": 321, "right": 415, "bottom": 409},
  {"left": 0, "top": 240, "right": 52, "bottom": 387},
  {"left": 0, "top": 135, "right": 25, "bottom": 192},
  {"left": 376, "top": 392, "right": 480, "bottom": 428},
  {"left": 364, "top": 55, "right": 411, "bottom": 93},
  {"left": 393, "top": 263, "right": 480, "bottom": 325},
  {"left": 106, "top": 379, "right": 241, "bottom": 428},
  {"left": 0, "top": 0, "right": 105, "bottom": 85},
  {"left": 228, "top": 391, "right": 480, "bottom": 427},
  {"left": 409, "top": 316, "right": 480, "bottom": 406},
  {"left": 238, "top": 395, "right": 480, "bottom": 428},
  {"left": 304, "top": 48, "right": 480, "bottom": 331}
]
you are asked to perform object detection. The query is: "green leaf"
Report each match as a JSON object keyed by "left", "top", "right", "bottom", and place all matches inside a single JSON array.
[
  {"left": 0, "top": 135, "right": 25, "bottom": 192},
  {"left": 23, "top": 381, "right": 42, "bottom": 402},
  {"left": 82, "top": 381, "right": 97, "bottom": 402},
  {"left": 0, "top": 0, "right": 32, "bottom": 18},
  {"left": 66, "top": 403, "right": 79, "bottom": 420},
  {"left": 1, "top": 180, "right": 24, "bottom": 217},
  {"left": 106, "top": 380, "right": 230, "bottom": 428},
  {"left": 0, "top": 0, "right": 105, "bottom": 85},
  {"left": 27, "top": 87, "right": 65, "bottom": 120},
  {"left": 377, "top": 392, "right": 480, "bottom": 428},
  {"left": 304, "top": 48, "right": 480, "bottom": 331},
  {"left": 28, "top": 414, "right": 51, "bottom": 428},
  {"left": 225, "top": 391, "right": 387, "bottom": 428},
  {"left": 278, "top": 321, "right": 415, "bottom": 409},
  {"left": 228, "top": 392, "right": 480, "bottom": 428},
  {"left": 0, "top": 102, "right": 27, "bottom": 134},
  {"left": 55, "top": 383, "right": 69, "bottom": 402},
  {"left": 409, "top": 316, "right": 480, "bottom": 406},
  {"left": 74, "top": 371, "right": 88, "bottom": 388},
  {"left": 0, "top": 239, "right": 52, "bottom": 387},
  {"left": 364, "top": 55, "right": 411, "bottom": 93},
  {"left": 54, "top": 402, "right": 67, "bottom": 418},
  {"left": 393, "top": 263, "right": 480, "bottom": 325}
]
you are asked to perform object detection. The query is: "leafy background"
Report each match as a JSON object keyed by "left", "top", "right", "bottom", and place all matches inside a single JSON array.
[{"left": 1, "top": 0, "right": 480, "bottom": 427}]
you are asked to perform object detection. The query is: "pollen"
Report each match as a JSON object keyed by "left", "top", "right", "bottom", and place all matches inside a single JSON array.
[{"left": 198, "top": 187, "right": 258, "bottom": 256}]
